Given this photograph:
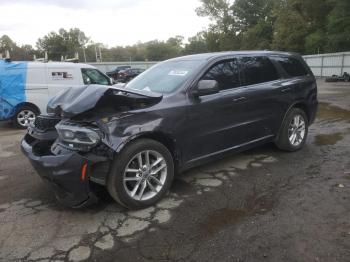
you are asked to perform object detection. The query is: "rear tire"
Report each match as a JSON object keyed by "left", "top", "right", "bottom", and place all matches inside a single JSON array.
[
  {"left": 107, "top": 139, "right": 174, "bottom": 209},
  {"left": 12, "top": 105, "right": 39, "bottom": 129},
  {"left": 275, "top": 108, "right": 308, "bottom": 152}
]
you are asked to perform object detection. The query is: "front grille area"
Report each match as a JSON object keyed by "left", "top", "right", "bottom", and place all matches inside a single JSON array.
[{"left": 34, "top": 115, "right": 61, "bottom": 131}]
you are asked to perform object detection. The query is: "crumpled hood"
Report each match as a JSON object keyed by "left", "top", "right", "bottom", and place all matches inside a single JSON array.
[{"left": 47, "top": 84, "right": 163, "bottom": 119}]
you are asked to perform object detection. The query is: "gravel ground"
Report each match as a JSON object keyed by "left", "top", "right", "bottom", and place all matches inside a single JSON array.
[{"left": 0, "top": 80, "right": 349, "bottom": 262}]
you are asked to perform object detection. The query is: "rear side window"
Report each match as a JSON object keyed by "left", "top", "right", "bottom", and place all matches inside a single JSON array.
[
  {"left": 273, "top": 56, "right": 309, "bottom": 77},
  {"left": 240, "top": 56, "right": 279, "bottom": 86},
  {"left": 202, "top": 59, "right": 240, "bottom": 90}
]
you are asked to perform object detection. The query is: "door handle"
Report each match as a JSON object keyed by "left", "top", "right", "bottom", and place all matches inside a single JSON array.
[
  {"left": 232, "top": 97, "right": 247, "bottom": 102},
  {"left": 281, "top": 87, "right": 291, "bottom": 93}
]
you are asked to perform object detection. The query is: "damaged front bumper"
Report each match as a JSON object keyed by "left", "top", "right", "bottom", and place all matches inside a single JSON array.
[{"left": 21, "top": 125, "right": 110, "bottom": 208}]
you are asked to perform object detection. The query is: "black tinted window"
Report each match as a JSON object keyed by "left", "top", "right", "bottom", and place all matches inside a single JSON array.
[
  {"left": 274, "top": 56, "right": 309, "bottom": 77},
  {"left": 202, "top": 59, "right": 240, "bottom": 90},
  {"left": 240, "top": 56, "right": 279, "bottom": 86}
]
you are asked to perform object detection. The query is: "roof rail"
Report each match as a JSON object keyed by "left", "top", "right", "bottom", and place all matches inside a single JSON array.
[
  {"left": 4, "top": 50, "right": 11, "bottom": 62},
  {"left": 63, "top": 52, "right": 79, "bottom": 63},
  {"left": 33, "top": 52, "right": 49, "bottom": 62}
]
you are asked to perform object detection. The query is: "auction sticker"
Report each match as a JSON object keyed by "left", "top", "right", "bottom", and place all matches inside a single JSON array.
[{"left": 168, "top": 70, "right": 188, "bottom": 76}]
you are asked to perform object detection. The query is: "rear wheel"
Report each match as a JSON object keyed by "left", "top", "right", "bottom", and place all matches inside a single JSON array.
[
  {"left": 12, "top": 105, "right": 39, "bottom": 129},
  {"left": 107, "top": 139, "right": 174, "bottom": 209},
  {"left": 275, "top": 108, "right": 308, "bottom": 152}
]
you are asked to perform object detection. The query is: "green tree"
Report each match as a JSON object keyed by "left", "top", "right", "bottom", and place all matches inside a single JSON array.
[
  {"left": 0, "top": 35, "right": 39, "bottom": 61},
  {"left": 183, "top": 32, "right": 208, "bottom": 55},
  {"left": 305, "top": 30, "right": 327, "bottom": 54},
  {"left": 196, "top": 0, "right": 236, "bottom": 34},
  {"left": 36, "top": 28, "right": 89, "bottom": 60},
  {"left": 0, "top": 35, "right": 16, "bottom": 53},
  {"left": 196, "top": 0, "right": 240, "bottom": 50},
  {"left": 272, "top": 8, "right": 308, "bottom": 52},
  {"left": 233, "top": 0, "right": 276, "bottom": 50},
  {"left": 326, "top": 0, "right": 350, "bottom": 52},
  {"left": 272, "top": 0, "right": 334, "bottom": 54},
  {"left": 196, "top": 0, "right": 277, "bottom": 51},
  {"left": 240, "top": 21, "right": 273, "bottom": 50},
  {"left": 233, "top": 0, "right": 275, "bottom": 30}
]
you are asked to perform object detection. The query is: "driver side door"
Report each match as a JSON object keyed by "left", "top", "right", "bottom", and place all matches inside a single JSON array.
[{"left": 183, "top": 58, "right": 250, "bottom": 164}]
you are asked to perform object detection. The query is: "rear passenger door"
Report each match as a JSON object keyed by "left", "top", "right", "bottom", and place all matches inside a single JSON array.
[
  {"left": 270, "top": 55, "right": 315, "bottom": 105},
  {"left": 238, "top": 56, "right": 293, "bottom": 140}
]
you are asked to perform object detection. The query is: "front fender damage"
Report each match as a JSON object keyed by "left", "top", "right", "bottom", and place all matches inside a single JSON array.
[{"left": 22, "top": 84, "right": 165, "bottom": 207}]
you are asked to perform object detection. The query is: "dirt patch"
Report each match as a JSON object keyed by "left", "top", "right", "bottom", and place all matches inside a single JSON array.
[
  {"left": 199, "top": 193, "right": 275, "bottom": 238},
  {"left": 317, "top": 102, "right": 350, "bottom": 123},
  {"left": 314, "top": 133, "right": 344, "bottom": 146},
  {"left": 199, "top": 208, "right": 248, "bottom": 237}
]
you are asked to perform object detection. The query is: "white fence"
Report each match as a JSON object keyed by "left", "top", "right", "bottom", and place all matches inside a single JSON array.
[
  {"left": 90, "top": 61, "right": 158, "bottom": 73},
  {"left": 303, "top": 52, "right": 350, "bottom": 77}
]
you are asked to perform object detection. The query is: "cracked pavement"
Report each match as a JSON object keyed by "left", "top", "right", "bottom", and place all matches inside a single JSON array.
[{"left": 0, "top": 80, "right": 349, "bottom": 261}]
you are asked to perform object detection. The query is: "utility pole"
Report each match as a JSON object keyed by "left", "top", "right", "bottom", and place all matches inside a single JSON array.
[
  {"left": 95, "top": 46, "right": 99, "bottom": 62},
  {"left": 83, "top": 48, "right": 87, "bottom": 63},
  {"left": 99, "top": 46, "right": 102, "bottom": 62},
  {"left": 95, "top": 45, "right": 102, "bottom": 62}
]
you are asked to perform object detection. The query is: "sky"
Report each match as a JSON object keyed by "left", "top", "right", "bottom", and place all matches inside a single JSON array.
[{"left": 0, "top": 0, "right": 210, "bottom": 47}]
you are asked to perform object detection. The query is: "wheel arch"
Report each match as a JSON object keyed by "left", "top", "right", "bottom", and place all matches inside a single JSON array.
[
  {"left": 282, "top": 101, "right": 310, "bottom": 126},
  {"left": 117, "top": 131, "right": 181, "bottom": 172},
  {"left": 276, "top": 101, "right": 310, "bottom": 142},
  {"left": 14, "top": 102, "right": 41, "bottom": 115},
  {"left": 292, "top": 102, "right": 310, "bottom": 122}
]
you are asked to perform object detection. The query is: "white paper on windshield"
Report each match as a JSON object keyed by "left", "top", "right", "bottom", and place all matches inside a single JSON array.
[{"left": 168, "top": 70, "right": 188, "bottom": 76}]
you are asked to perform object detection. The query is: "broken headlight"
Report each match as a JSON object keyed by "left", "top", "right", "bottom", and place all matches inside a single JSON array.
[{"left": 56, "top": 122, "right": 101, "bottom": 150}]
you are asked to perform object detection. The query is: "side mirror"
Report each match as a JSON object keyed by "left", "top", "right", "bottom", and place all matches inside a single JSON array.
[{"left": 193, "top": 80, "right": 219, "bottom": 96}]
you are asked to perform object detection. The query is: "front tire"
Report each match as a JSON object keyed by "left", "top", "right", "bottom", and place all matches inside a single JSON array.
[
  {"left": 275, "top": 108, "right": 308, "bottom": 152},
  {"left": 107, "top": 139, "right": 174, "bottom": 209}
]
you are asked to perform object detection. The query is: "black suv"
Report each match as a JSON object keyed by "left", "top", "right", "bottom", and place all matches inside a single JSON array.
[
  {"left": 117, "top": 68, "right": 145, "bottom": 83},
  {"left": 21, "top": 51, "right": 318, "bottom": 209}
]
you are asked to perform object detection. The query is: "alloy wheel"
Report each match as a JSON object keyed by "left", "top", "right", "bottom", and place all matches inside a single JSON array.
[
  {"left": 123, "top": 150, "right": 167, "bottom": 201},
  {"left": 17, "top": 110, "right": 36, "bottom": 127},
  {"left": 288, "top": 114, "right": 306, "bottom": 146}
]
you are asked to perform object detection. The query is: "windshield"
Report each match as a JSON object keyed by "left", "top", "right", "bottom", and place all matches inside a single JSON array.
[{"left": 125, "top": 60, "right": 205, "bottom": 94}]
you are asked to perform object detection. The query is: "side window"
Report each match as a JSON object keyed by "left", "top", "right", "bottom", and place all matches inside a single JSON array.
[
  {"left": 273, "top": 56, "right": 309, "bottom": 77},
  {"left": 240, "top": 56, "right": 279, "bottom": 86},
  {"left": 202, "top": 59, "right": 240, "bottom": 90},
  {"left": 81, "top": 68, "right": 109, "bottom": 85}
]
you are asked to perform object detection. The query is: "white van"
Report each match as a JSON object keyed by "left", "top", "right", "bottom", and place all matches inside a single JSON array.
[{"left": 0, "top": 61, "right": 112, "bottom": 128}]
